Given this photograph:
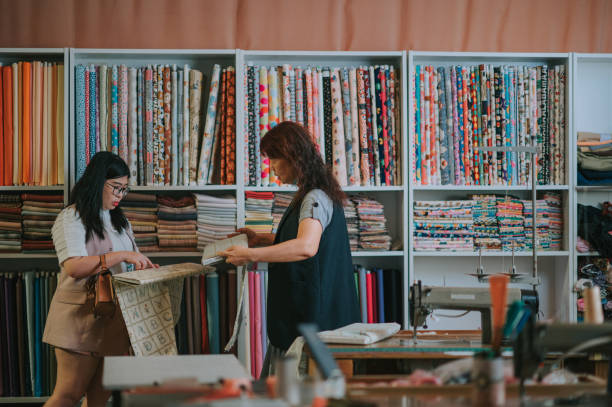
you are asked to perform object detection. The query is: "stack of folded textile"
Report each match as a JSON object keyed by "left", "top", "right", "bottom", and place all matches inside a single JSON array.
[
  {"left": 157, "top": 195, "right": 198, "bottom": 251},
  {"left": 496, "top": 197, "right": 525, "bottom": 252},
  {"left": 271, "top": 193, "right": 292, "bottom": 233},
  {"left": 543, "top": 192, "right": 563, "bottom": 250},
  {"left": 0, "top": 194, "right": 22, "bottom": 253},
  {"left": 195, "top": 194, "right": 237, "bottom": 250},
  {"left": 354, "top": 196, "right": 392, "bottom": 251},
  {"left": 244, "top": 192, "right": 274, "bottom": 234},
  {"left": 470, "top": 195, "right": 501, "bottom": 250},
  {"left": 122, "top": 193, "right": 159, "bottom": 252},
  {"left": 413, "top": 200, "right": 474, "bottom": 251},
  {"left": 21, "top": 193, "right": 63, "bottom": 253},
  {"left": 343, "top": 198, "right": 359, "bottom": 251},
  {"left": 577, "top": 132, "right": 612, "bottom": 185},
  {"left": 521, "top": 198, "right": 551, "bottom": 251}
]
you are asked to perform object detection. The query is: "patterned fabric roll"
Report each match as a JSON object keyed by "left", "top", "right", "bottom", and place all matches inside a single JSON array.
[
  {"left": 322, "top": 69, "right": 332, "bottom": 167},
  {"left": 137, "top": 68, "right": 145, "bottom": 185},
  {"left": 75, "top": 65, "right": 87, "bottom": 180},
  {"left": 268, "top": 67, "right": 280, "bottom": 185},
  {"left": 111, "top": 65, "right": 119, "bottom": 155},
  {"left": 340, "top": 68, "right": 354, "bottom": 185},
  {"left": 226, "top": 67, "right": 236, "bottom": 185},
  {"left": 171, "top": 66, "right": 178, "bottom": 185},
  {"left": 289, "top": 67, "right": 296, "bottom": 122},
  {"left": 247, "top": 65, "right": 257, "bottom": 186},
  {"left": 438, "top": 67, "right": 450, "bottom": 185},
  {"left": 89, "top": 65, "right": 97, "bottom": 160},
  {"left": 144, "top": 67, "right": 154, "bottom": 185},
  {"left": 281, "top": 64, "right": 292, "bottom": 122},
  {"left": 363, "top": 68, "right": 376, "bottom": 185},
  {"left": 310, "top": 69, "right": 321, "bottom": 155},
  {"left": 349, "top": 67, "right": 361, "bottom": 186},
  {"left": 176, "top": 69, "right": 183, "bottom": 185},
  {"left": 119, "top": 65, "right": 129, "bottom": 162},
  {"left": 305, "top": 68, "right": 315, "bottom": 139},
  {"left": 99, "top": 65, "right": 108, "bottom": 152},
  {"left": 84, "top": 65, "right": 90, "bottom": 167},
  {"left": 295, "top": 67, "right": 304, "bottom": 126},
  {"left": 330, "top": 69, "right": 347, "bottom": 186},
  {"left": 259, "top": 66, "right": 270, "bottom": 186},
  {"left": 189, "top": 69, "right": 203, "bottom": 185},
  {"left": 182, "top": 65, "right": 190, "bottom": 186},
  {"left": 163, "top": 66, "right": 172, "bottom": 185},
  {"left": 367, "top": 66, "right": 381, "bottom": 186},
  {"left": 356, "top": 68, "right": 370, "bottom": 186},
  {"left": 197, "top": 64, "right": 220, "bottom": 184},
  {"left": 254, "top": 68, "right": 261, "bottom": 186},
  {"left": 317, "top": 69, "right": 326, "bottom": 161},
  {"left": 156, "top": 65, "right": 165, "bottom": 185},
  {"left": 128, "top": 67, "right": 138, "bottom": 185}
]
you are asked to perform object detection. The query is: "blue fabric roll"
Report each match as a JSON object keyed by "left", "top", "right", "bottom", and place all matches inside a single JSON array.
[
  {"left": 89, "top": 66, "right": 97, "bottom": 160},
  {"left": 206, "top": 273, "right": 220, "bottom": 354},
  {"left": 358, "top": 267, "right": 367, "bottom": 323},
  {"left": 75, "top": 65, "right": 87, "bottom": 181},
  {"left": 376, "top": 268, "right": 385, "bottom": 323}
]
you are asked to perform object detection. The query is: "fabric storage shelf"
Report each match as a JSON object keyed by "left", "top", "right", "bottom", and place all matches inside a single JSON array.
[
  {"left": 408, "top": 51, "right": 573, "bottom": 329},
  {"left": 69, "top": 49, "right": 237, "bottom": 191},
  {"left": 129, "top": 185, "right": 237, "bottom": 191},
  {"left": 572, "top": 53, "right": 612, "bottom": 323}
]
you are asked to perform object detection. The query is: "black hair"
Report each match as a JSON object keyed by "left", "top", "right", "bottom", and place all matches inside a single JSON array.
[{"left": 69, "top": 151, "right": 130, "bottom": 242}]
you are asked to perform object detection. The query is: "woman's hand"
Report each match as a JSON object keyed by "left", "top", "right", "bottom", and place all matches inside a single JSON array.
[
  {"left": 218, "top": 246, "right": 253, "bottom": 266},
  {"left": 122, "top": 251, "right": 156, "bottom": 270},
  {"left": 229, "top": 228, "right": 258, "bottom": 248}
]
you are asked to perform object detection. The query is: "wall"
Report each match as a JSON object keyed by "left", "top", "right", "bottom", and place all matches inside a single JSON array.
[{"left": 1, "top": 0, "right": 611, "bottom": 52}]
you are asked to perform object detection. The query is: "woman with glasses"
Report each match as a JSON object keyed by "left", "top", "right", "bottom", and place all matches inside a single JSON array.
[{"left": 43, "top": 151, "right": 155, "bottom": 407}]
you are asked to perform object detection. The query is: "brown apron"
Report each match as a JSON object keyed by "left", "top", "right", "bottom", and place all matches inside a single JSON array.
[{"left": 43, "top": 223, "right": 136, "bottom": 356}]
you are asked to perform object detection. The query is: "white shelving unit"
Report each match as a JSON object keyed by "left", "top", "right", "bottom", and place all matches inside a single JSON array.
[
  {"left": 407, "top": 51, "right": 574, "bottom": 329},
  {"left": 572, "top": 53, "right": 612, "bottom": 322},
  {"left": 237, "top": 49, "right": 410, "bottom": 327}
]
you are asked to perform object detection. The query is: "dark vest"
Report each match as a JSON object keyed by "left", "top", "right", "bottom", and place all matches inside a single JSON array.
[{"left": 267, "top": 198, "right": 361, "bottom": 350}]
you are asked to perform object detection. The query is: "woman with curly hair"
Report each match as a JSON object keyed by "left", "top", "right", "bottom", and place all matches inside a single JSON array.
[{"left": 221, "top": 121, "right": 360, "bottom": 371}]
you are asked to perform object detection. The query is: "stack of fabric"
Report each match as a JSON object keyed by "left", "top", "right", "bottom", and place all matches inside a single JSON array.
[
  {"left": 195, "top": 194, "right": 237, "bottom": 250},
  {"left": 343, "top": 198, "right": 359, "bottom": 251},
  {"left": 543, "top": 192, "right": 563, "bottom": 250},
  {"left": 21, "top": 193, "right": 63, "bottom": 253},
  {"left": 157, "top": 195, "right": 198, "bottom": 251},
  {"left": 521, "top": 199, "right": 551, "bottom": 251},
  {"left": 121, "top": 193, "right": 159, "bottom": 252},
  {"left": 244, "top": 192, "right": 274, "bottom": 234},
  {"left": 271, "top": 193, "right": 292, "bottom": 233},
  {"left": 0, "top": 194, "right": 22, "bottom": 253},
  {"left": 577, "top": 132, "right": 612, "bottom": 185},
  {"left": 470, "top": 195, "right": 501, "bottom": 250},
  {"left": 413, "top": 200, "right": 474, "bottom": 251},
  {"left": 354, "top": 196, "right": 392, "bottom": 251},
  {"left": 496, "top": 197, "right": 525, "bottom": 252}
]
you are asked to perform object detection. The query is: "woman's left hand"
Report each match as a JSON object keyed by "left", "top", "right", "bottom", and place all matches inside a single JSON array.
[{"left": 218, "top": 245, "right": 253, "bottom": 266}]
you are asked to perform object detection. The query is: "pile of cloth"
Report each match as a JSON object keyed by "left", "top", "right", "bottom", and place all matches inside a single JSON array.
[
  {"left": 157, "top": 195, "right": 198, "bottom": 251},
  {"left": 354, "top": 196, "right": 392, "bottom": 251},
  {"left": 470, "top": 195, "right": 501, "bottom": 250},
  {"left": 121, "top": 193, "right": 159, "bottom": 252},
  {"left": 21, "top": 193, "right": 63, "bottom": 253},
  {"left": 496, "top": 197, "right": 525, "bottom": 252},
  {"left": 343, "top": 198, "right": 359, "bottom": 251},
  {"left": 543, "top": 192, "right": 563, "bottom": 250},
  {"left": 0, "top": 194, "right": 22, "bottom": 253},
  {"left": 195, "top": 194, "right": 237, "bottom": 250},
  {"left": 413, "top": 200, "right": 474, "bottom": 251},
  {"left": 577, "top": 131, "right": 612, "bottom": 185},
  {"left": 244, "top": 191, "right": 274, "bottom": 234},
  {"left": 271, "top": 193, "right": 292, "bottom": 233},
  {"left": 521, "top": 199, "right": 551, "bottom": 251}
]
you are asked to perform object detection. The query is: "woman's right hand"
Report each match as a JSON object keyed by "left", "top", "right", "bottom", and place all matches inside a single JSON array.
[
  {"left": 122, "top": 251, "right": 155, "bottom": 270},
  {"left": 229, "top": 228, "right": 259, "bottom": 248}
]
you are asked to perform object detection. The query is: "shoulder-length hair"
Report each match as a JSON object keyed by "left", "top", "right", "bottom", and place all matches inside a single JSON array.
[
  {"left": 69, "top": 151, "right": 130, "bottom": 242},
  {"left": 260, "top": 121, "right": 345, "bottom": 206}
]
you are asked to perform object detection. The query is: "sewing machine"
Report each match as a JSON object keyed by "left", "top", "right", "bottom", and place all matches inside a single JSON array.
[{"left": 409, "top": 281, "right": 539, "bottom": 344}]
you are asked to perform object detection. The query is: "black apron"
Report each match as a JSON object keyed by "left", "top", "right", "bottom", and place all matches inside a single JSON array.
[{"left": 267, "top": 198, "right": 361, "bottom": 350}]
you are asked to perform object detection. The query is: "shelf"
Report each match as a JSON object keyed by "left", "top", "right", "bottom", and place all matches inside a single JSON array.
[
  {"left": 129, "top": 185, "right": 237, "bottom": 192},
  {"left": 576, "top": 186, "right": 612, "bottom": 192},
  {"left": 244, "top": 185, "right": 404, "bottom": 193},
  {"left": 0, "top": 253, "right": 57, "bottom": 259},
  {"left": 576, "top": 252, "right": 602, "bottom": 257},
  {"left": 413, "top": 251, "right": 570, "bottom": 257},
  {"left": 351, "top": 251, "right": 404, "bottom": 257},
  {"left": 412, "top": 185, "right": 569, "bottom": 192},
  {"left": 0, "top": 396, "right": 49, "bottom": 404},
  {"left": 0, "top": 186, "right": 64, "bottom": 191}
]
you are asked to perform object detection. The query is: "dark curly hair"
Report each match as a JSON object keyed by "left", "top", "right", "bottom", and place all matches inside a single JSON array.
[
  {"left": 69, "top": 151, "right": 130, "bottom": 242},
  {"left": 260, "top": 121, "right": 345, "bottom": 206}
]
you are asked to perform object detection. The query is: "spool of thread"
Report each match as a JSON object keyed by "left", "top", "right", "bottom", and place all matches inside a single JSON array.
[{"left": 583, "top": 286, "right": 604, "bottom": 324}]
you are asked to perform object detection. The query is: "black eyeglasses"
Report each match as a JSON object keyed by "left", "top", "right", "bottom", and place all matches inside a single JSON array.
[{"left": 105, "top": 182, "right": 130, "bottom": 197}]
